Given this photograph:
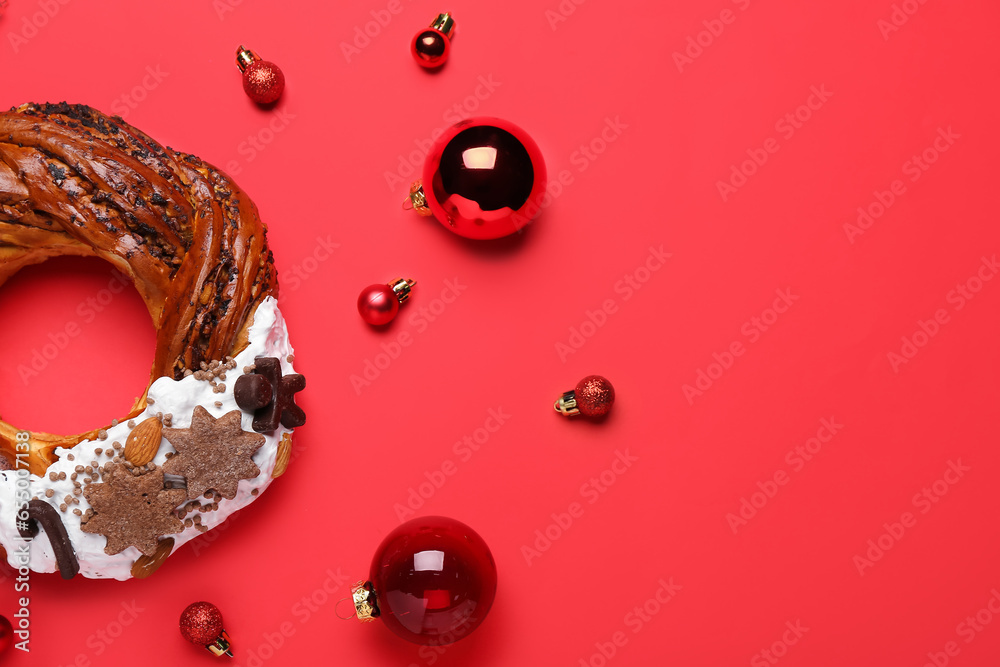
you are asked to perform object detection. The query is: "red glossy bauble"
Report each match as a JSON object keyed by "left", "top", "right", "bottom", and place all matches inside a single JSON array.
[
  {"left": 0, "top": 615, "right": 13, "bottom": 655},
  {"left": 357, "top": 279, "right": 415, "bottom": 326},
  {"left": 369, "top": 516, "right": 497, "bottom": 645},
  {"left": 411, "top": 13, "right": 454, "bottom": 68},
  {"left": 412, "top": 29, "right": 450, "bottom": 67},
  {"left": 412, "top": 117, "right": 547, "bottom": 240},
  {"left": 358, "top": 284, "right": 398, "bottom": 326}
]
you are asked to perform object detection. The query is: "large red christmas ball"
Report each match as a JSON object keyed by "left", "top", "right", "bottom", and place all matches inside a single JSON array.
[
  {"left": 0, "top": 615, "right": 13, "bottom": 655},
  {"left": 422, "top": 117, "right": 546, "bottom": 240},
  {"left": 369, "top": 516, "right": 497, "bottom": 645}
]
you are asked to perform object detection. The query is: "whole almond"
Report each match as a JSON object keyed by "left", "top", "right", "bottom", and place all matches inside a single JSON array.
[
  {"left": 131, "top": 537, "right": 174, "bottom": 579},
  {"left": 124, "top": 417, "right": 163, "bottom": 466},
  {"left": 272, "top": 433, "right": 292, "bottom": 478}
]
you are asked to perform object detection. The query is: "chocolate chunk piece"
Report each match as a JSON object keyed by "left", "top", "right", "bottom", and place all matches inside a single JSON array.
[
  {"left": 19, "top": 498, "right": 80, "bottom": 579},
  {"left": 234, "top": 374, "right": 272, "bottom": 411},
  {"left": 238, "top": 356, "right": 306, "bottom": 432}
]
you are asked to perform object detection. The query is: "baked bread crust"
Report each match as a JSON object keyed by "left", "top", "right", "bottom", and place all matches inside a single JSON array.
[{"left": 0, "top": 102, "right": 277, "bottom": 477}]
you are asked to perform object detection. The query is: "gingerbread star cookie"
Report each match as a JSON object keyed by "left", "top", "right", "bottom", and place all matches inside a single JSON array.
[
  {"left": 81, "top": 464, "right": 187, "bottom": 556},
  {"left": 162, "top": 406, "right": 265, "bottom": 500}
]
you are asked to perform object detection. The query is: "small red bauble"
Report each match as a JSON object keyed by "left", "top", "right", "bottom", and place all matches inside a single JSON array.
[
  {"left": 0, "top": 615, "right": 12, "bottom": 655},
  {"left": 350, "top": 516, "right": 497, "bottom": 645},
  {"left": 236, "top": 45, "right": 285, "bottom": 105},
  {"left": 411, "top": 13, "right": 455, "bottom": 68},
  {"left": 555, "top": 375, "right": 615, "bottom": 418},
  {"left": 405, "top": 117, "right": 547, "bottom": 240},
  {"left": 179, "top": 601, "right": 233, "bottom": 657},
  {"left": 358, "top": 278, "right": 416, "bottom": 326}
]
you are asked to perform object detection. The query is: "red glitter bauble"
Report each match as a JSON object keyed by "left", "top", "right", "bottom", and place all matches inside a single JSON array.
[
  {"left": 243, "top": 60, "right": 285, "bottom": 104},
  {"left": 369, "top": 516, "right": 497, "bottom": 645},
  {"left": 575, "top": 375, "right": 615, "bottom": 417},
  {"left": 417, "top": 117, "right": 547, "bottom": 240},
  {"left": 179, "top": 601, "right": 224, "bottom": 646},
  {"left": 0, "top": 615, "right": 13, "bottom": 655}
]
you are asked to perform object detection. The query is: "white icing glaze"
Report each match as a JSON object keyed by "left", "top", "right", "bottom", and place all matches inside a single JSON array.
[{"left": 0, "top": 296, "right": 295, "bottom": 580}]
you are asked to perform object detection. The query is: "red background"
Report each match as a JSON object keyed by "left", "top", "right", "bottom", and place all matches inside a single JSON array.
[{"left": 2, "top": 0, "right": 1000, "bottom": 665}]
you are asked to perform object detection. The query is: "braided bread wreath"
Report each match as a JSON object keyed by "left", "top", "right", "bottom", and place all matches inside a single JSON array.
[{"left": 0, "top": 103, "right": 305, "bottom": 580}]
